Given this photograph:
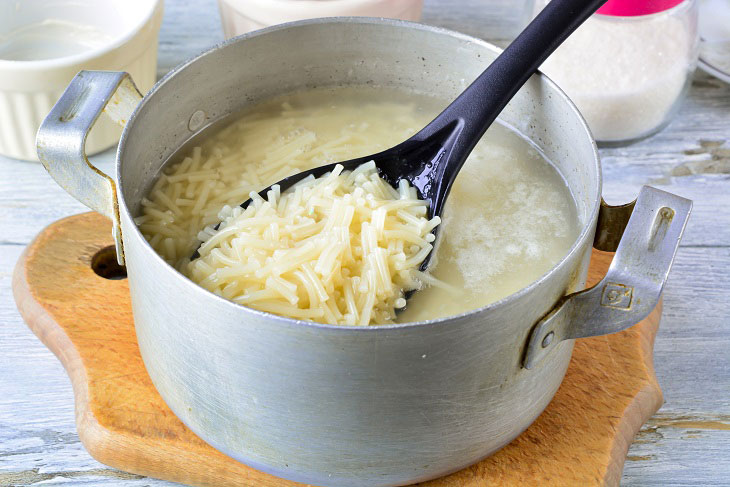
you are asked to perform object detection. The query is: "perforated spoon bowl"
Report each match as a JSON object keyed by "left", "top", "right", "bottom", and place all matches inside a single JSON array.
[{"left": 194, "top": 0, "right": 608, "bottom": 265}]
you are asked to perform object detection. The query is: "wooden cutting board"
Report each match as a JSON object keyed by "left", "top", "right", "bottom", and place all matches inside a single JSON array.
[{"left": 12, "top": 212, "right": 663, "bottom": 487}]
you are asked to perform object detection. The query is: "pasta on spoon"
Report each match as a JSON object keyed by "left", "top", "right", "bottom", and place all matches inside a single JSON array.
[{"left": 189, "top": 161, "right": 445, "bottom": 325}]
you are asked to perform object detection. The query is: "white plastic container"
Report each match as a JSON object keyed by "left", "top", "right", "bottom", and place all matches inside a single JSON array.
[
  {"left": 218, "top": 0, "right": 423, "bottom": 38},
  {"left": 0, "top": 0, "right": 164, "bottom": 161}
]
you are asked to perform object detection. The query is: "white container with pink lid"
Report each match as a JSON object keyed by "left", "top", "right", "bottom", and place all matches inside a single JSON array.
[{"left": 528, "top": 0, "right": 699, "bottom": 145}]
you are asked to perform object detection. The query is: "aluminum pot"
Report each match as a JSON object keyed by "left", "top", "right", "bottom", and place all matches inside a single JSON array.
[{"left": 37, "top": 18, "right": 691, "bottom": 487}]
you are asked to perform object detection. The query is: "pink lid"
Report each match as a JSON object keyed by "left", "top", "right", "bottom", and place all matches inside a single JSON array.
[{"left": 597, "top": 0, "right": 686, "bottom": 16}]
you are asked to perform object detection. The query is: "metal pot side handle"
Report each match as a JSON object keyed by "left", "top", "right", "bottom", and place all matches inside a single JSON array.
[
  {"left": 36, "top": 71, "right": 143, "bottom": 265},
  {"left": 524, "top": 186, "right": 692, "bottom": 369}
]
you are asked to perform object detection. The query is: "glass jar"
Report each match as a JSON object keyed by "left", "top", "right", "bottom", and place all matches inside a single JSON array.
[{"left": 527, "top": 0, "right": 699, "bottom": 146}]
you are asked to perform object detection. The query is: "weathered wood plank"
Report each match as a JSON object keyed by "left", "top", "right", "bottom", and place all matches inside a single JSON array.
[
  {"left": 3, "top": 109, "right": 728, "bottom": 249},
  {"left": 651, "top": 248, "right": 730, "bottom": 408},
  {"left": 3, "top": 151, "right": 727, "bottom": 250},
  {"left": 156, "top": 0, "right": 223, "bottom": 75},
  {"left": 1, "top": 248, "right": 728, "bottom": 485},
  {"left": 623, "top": 246, "right": 730, "bottom": 486},
  {"left": 0, "top": 157, "right": 115, "bottom": 246},
  {"left": 624, "top": 415, "right": 730, "bottom": 486},
  {"left": 0, "top": 244, "right": 174, "bottom": 485}
]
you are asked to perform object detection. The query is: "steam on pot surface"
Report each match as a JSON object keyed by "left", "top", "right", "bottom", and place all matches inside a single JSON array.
[{"left": 135, "top": 86, "right": 580, "bottom": 324}]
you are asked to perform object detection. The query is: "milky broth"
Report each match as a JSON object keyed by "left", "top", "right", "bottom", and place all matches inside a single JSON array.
[
  {"left": 138, "top": 86, "right": 581, "bottom": 324},
  {"left": 400, "top": 123, "right": 579, "bottom": 321}
]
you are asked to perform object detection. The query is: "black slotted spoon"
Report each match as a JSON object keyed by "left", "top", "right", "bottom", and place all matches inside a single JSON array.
[{"left": 193, "top": 0, "right": 607, "bottom": 266}]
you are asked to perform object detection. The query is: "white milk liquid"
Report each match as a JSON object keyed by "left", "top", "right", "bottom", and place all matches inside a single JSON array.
[
  {"left": 139, "top": 87, "right": 581, "bottom": 323},
  {"left": 0, "top": 19, "right": 112, "bottom": 61},
  {"left": 400, "top": 123, "right": 579, "bottom": 321}
]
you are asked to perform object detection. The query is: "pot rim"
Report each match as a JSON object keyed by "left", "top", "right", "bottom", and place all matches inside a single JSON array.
[{"left": 116, "top": 16, "right": 601, "bottom": 332}]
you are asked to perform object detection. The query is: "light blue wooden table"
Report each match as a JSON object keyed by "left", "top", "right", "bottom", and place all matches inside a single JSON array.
[{"left": 1, "top": 0, "right": 728, "bottom": 485}]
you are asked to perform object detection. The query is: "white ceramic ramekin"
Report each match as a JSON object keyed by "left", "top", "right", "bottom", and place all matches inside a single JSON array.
[
  {"left": 217, "top": 0, "right": 423, "bottom": 38},
  {"left": 0, "top": 0, "right": 163, "bottom": 161}
]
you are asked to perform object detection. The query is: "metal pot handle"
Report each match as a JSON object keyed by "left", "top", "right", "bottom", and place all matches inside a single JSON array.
[
  {"left": 524, "top": 186, "right": 691, "bottom": 369},
  {"left": 36, "top": 71, "right": 143, "bottom": 265}
]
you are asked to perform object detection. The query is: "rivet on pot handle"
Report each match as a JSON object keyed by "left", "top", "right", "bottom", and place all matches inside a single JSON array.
[
  {"left": 36, "top": 71, "right": 143, "bottom": 265},
  {"left": 524, "top": 186, "right": 691, "bottom": 369}
]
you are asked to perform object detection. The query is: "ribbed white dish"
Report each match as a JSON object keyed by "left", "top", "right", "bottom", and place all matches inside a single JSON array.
[
  {"left": 0, "top": 0, "right": 163, "bottom": 161},
  {"left": 217, "top": 0, "right": 423, "bottom": 38}
]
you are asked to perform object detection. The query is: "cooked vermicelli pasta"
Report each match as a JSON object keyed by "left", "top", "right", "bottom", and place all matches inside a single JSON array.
[
  {"left": 188, "top": 162, "right": 440, "bottom": 325},
  {"left": 137, "top": 87, "right": 581, "bottom": 324},
  {"left": 135, "top": 90, "right": 424, "bottom": 271}
]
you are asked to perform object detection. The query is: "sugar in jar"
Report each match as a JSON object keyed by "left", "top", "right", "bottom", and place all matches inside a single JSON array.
[{"left": 528, "top": 0, "right": 699, "bottom": 145}]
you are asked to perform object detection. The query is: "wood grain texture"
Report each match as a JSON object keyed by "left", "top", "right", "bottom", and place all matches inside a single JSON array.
[
  {"left": 12, "top": 212, "right": 663, "bottom": 487},
  {"left": 1, "top": 0, "right": 729, "bottom": 485}
]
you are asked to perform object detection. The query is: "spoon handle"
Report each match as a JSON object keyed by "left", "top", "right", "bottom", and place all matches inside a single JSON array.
[{"left": 418, "top": 0, "right": 607, "bottom": 215}]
